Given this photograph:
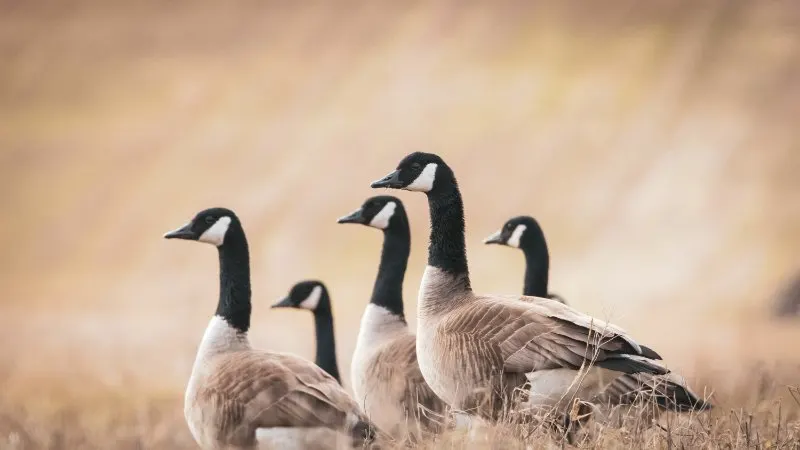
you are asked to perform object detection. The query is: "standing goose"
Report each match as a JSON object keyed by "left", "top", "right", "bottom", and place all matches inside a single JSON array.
[
  {"left": 370, "top": 153, "right": 675, "bottom": 422},
  {"left": 272, "top": 281, "right": 342, "bottom": 384},
  {"left": 336, "top": 195, "right": 447, "bottom": 440},
  {"left": 484, "top": 216, "right": 711, "bottom": 413},
  {"left": 164, "top": 207, "right": 378, "bottom": 450}
]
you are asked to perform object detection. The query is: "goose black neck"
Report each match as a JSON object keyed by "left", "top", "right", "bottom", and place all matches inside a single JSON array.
[
  {"left": 522, "top": 249, "right": 550, "bottom": 297},
  {"left": 426, "top": 178, "right": 470, "bottom": 287},
  {"left": 312, "top": 301, "right": 341, "bottom": 384},
  {"left": 369, "top": 216, "right": 410, "bottom": 319},
  {"left": 215, "top": 225, "right": 252, "bottom": 333}
]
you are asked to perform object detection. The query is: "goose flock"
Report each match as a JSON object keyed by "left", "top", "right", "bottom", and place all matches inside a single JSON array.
[{"left": 165, "top": 152, "right": 712, "bottom": 449}]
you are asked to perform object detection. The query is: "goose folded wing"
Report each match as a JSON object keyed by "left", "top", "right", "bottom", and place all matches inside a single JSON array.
[
  {"left": 464, "top": 298, "right": 667, "bottom": 375},
  {"left": 214, "top": 352, "right": 362, "bottom": 431},
  {"left": 394, "top": 338, "right": 448, "bottom": 423},
  {"left": 596, "top": 373, "right": 647, "bottom": 404}
]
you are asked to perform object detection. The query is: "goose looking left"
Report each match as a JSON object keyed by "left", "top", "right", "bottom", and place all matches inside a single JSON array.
[
  {"left": 370, "top": 153, "right": 674, "bottom": 422},
  {"left": 337, "top": 195, "right": 447, "bottom": 440},
  {"left": 484, "top": 215, "right": 567, "bottom": 304},
  {"left": 164, "top": 207, "right": 378, "bottom": 450},
  {"left": 484, "top": 215, "right": 712, "bottom": 414},
  {"left": 272, "top": 280, "right": 341, "bottom": 384}
]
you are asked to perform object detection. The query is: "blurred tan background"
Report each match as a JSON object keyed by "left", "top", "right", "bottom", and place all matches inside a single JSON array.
[{"left": 1, "top": 0, "right": 799, "bottom": 423}]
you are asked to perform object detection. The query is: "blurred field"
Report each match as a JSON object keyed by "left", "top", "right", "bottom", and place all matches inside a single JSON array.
[{"left": 1, "top": 0, "right": 800, "bottom": 448}]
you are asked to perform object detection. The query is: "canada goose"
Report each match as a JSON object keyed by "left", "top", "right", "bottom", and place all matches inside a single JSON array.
[
  {"left": 484, "top": 216, "right": 567, "bottom": 304},
  {"left": 164, "top": 207, "right": 378, "bottom": 450},
  {"left": 337, "top": 195, "right": 447, "bottom": 440},
  {"left": 272, "top": 281, "right": 341, "bottom": 384},
  {"left": 370, "top": 152, "right": 687, "bottom": 422},
  {"left": 485, "top": 215, "right": 712, "bottom": 413}
]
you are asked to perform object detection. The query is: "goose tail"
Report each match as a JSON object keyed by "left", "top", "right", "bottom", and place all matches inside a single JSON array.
[
  {"left": 599, "top": 373, "right": 714, "bottom": 412},
  {"left": 653, "top": 379, "right": 714, "bottom": 412}
]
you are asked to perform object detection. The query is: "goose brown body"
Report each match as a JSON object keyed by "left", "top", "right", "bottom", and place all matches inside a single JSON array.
[
  {"left": 415, "top": 267, "right": 665, "bottom": 418},
  {"left": 485, "top": 215, "right": 712, "bottom": 414},
  {"left": 166, "top": 208, "right": 377, "bottom": 450},
  {"left": 339, "top": 197, "right": 447, "bottom": 440},
  {"left": 351, "top": 305, "right": 446, "bottom": 439},
  {"left": 371, "top": 153, "right": 674, "bottom": 422},
  {"left": 186, "top": 327, "right": 366, "bottom": 449}
]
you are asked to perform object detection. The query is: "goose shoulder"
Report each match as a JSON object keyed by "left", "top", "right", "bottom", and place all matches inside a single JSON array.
[
  {"left": 196, "top": 350, "right": 362, "bottom": 430},
  {"left": 355, "top": 332, "right": 447, "bottom": 432},
  {"left": 438, "top": 295, "right": 660, "bottom": 374},
  {"left": 360, "top": 332, "right": 416, "bottom": 378},
  {"left": 390, "top": 337, "right": 448, "bottom": 425},
  {"left": 377, "top": 336, "right": 443, "bottom": 407}
]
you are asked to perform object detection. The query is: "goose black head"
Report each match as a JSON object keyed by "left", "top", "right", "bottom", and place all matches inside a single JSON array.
[
  {"left": 163, "top": 207, "right": 240, "bottom": 247},
  {"left": 484, "top": 216, "right": 546, "bottom": 249},
  {"left": 371, "top": 152, "right": 452, "bottom": 194},
  {"left": 336, "top": 195, "right": 406, "bottom": 230},
  {"left": 272, "top": 280, "right": 328, "bottom": 312}
]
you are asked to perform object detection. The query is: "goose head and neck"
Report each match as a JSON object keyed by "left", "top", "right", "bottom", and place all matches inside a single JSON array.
[
  {"left": 272, "top": 280, "right": 341, "bottom": 383},
  {"left": 337, "top": 195, "right": 411, "bottom": 321},
  {"left": 484, "top": 216, "right": 550, "bottom": 297},
  {"left": 371, "top": 153, "right": 471, "bottom": 313},
  {"left": 164, "top": 207, "right": 251, "bottom": 353}
]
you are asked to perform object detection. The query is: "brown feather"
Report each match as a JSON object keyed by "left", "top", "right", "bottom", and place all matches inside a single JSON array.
[
  {"left": 188, "top": 350, "right": 374, "bottom": 449},
  {"left": 353, "top": 330, "right": 447, "bottom": 439}
]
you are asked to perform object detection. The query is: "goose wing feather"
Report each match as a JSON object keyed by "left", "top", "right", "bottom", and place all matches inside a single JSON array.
[
  {"left": 392, "top": 337, "right": 448, "bottom": 427},
  {"left": 368, "top": 335, "right": 447, "bottom": 430},
  {"left": 441, "top": 296, "right": 658, "bottom": 375},
  {"left": 203, "top": 351, "right": 365, "bottom": 432}
]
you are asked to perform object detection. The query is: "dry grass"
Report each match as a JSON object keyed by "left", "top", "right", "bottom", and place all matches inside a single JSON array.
[
  {"left": 1, "top": 365, "right": 799, "bottom": 449},
  {"left": 2, "top": 0, "right": 800, "bottom": 448}
]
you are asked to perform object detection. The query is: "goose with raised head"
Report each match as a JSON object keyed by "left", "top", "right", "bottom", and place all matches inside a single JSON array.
[
  {"left": 370, "top": 153, "right": 680, "bottom": 421},
  {"left": 484, "top": 215, "right": 567, "bottom": 304},
  {"left": 272, "top": 280, "right": 341, "bottom": 385},
  {"left": 484, "top": 215, "right": 712, "bottom": 413},
  {"left": 337, "top": 195, "right": 447, "bottom": 440},
  {"left": 164, "top": 207, "right": 378, "bottom": 450}
]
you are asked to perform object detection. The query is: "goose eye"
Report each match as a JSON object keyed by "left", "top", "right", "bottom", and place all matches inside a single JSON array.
[
  {"left": 205, "top": 216, "right": 215, "bottom": 224},
  {"left": 411, "top": 162, "right": 421, "bottom": 170}
]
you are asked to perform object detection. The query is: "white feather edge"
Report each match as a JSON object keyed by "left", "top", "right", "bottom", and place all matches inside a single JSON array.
[{"left": 511, "top": 295, "right": 645, "bottom": 355}]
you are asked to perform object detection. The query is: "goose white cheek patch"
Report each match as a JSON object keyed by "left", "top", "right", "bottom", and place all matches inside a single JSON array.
[
  {"left": 368, "top": 201, "right": 397, "bottom": 229},
  {"left": 199, "top": 216, "right": 232, "bottom": 246},
  {"left": 506, "top": 224, "right": 527, "bottom": 248},
  {"left": 405, "top": 163, "right": 437, "bottom": 192},
  {"left": 299, "top": 285, "right": 322, "bottom": 310}
]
